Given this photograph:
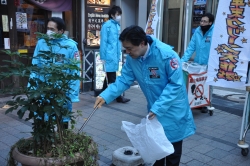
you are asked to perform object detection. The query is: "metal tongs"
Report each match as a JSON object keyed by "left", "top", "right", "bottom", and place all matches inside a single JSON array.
[{"left": 78, "top": 106, "right": 98, "bottom": 133}]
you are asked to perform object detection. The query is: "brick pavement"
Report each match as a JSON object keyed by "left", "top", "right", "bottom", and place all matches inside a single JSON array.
[{"left": 0, "top": 86, "right": 250, "bottom": 166}]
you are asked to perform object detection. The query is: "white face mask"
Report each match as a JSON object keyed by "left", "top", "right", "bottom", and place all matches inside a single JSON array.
[
  {"left": 115, "top": 15, "right": 121, "bottom": 22},
  {"left": 46, "top": 30, "right": 55, "bottom": 38}
]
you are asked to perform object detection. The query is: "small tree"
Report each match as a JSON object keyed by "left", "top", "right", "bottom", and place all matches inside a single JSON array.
[{"left": 0, "top": 33, "right": 98, "bottom": 165}]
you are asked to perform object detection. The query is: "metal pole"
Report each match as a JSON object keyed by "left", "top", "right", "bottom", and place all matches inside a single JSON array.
[
  {"left": 78, "top": 106, "right": 98, "bottom": 133},
  {"left": 157, "top": 0, "right": 164, "bottom": 40},
  {"left": 180, "top": 0, "right": 187, "bottom": 57}
]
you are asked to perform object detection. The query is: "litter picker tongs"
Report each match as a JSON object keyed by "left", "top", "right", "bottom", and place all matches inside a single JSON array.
[{"left": 78, "top": 106, "right": 98, "bottom": 133}]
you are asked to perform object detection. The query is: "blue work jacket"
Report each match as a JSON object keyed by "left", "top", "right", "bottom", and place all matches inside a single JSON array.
[
  {"left": 31, "top": 35, "right": 80, "bottom": 103},
  {"left": 100, "top": 19, "right": 121, "bottom": 72},
  {"left": 100, "top": 36, "right": 196, "bottom": 143},
  {"left": 181, "top": 25, "right": 214, "bottom": 65}
]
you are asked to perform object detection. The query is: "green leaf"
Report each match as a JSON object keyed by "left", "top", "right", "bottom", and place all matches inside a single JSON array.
[
  {"left": 29, "top": 104, "right": 38, "bottom": 112},
  {"left": 6, "top": 100, "right": 16, "bottom": 106},
  {"left": 5, "top": 107, "right": 15, "bottom": 114},
  {"left": 54, "top": 107, "right": 61, "bottom": 117}
]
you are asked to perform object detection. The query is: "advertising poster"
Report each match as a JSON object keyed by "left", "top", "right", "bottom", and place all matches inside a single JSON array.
[
  {"left": 94, "top": 51, "right": 123, "bottom": 89},
  {"left": 16, "top": 12, "right": 28, "bottom": 29},
  {"left": 2, "top": 15, "right": 9, "bottom": 32},
  {"left": 95, "top": 52, "right": 106, "bottom": 89},
  {"left": 87, "top": 0, "right": 110, "bottom": 5},
  {"left": 4, "top": 38, "right": 10, "bottom": 49},
  {"left": 187, "top": 72, "right": 210, "bottom": 108},
  {"left": 206, "top": 0, "right": 250, "bottom": 88},
  {"left": 85, "top": 1, "right": 110, "bottom": 47}
]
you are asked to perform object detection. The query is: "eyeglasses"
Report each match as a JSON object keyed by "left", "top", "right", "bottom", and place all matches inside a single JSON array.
[{"left": 200, "top": 20, "right": 209, "bottom": 23}]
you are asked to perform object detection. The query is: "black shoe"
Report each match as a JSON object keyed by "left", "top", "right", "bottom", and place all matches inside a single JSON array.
[
  {"left": 201, "top": 107, "right": 208, "bottom": 113},
  {"left": 116, "top": 96, "right": 130, "bottom": 103}
]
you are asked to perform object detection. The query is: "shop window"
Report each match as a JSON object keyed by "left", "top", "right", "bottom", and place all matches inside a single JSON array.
[
  {"left": 0, "top": 3, "right": 9, "bottom": 49},
  {"left": 16, "top": 0, "right": 47, "bottom": 48}
]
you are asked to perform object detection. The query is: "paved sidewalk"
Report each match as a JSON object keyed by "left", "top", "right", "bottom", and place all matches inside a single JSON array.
[{"left": 0, "top": 86, "right": 250, "bottom": 166}]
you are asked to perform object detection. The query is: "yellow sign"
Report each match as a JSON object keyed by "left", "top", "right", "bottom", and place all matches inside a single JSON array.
[
  {"left": 18, "top": 49, "right": 28, "bottom": 53},
  {"left": 87, "top": 0, "right": 110, "bottom": 5}
]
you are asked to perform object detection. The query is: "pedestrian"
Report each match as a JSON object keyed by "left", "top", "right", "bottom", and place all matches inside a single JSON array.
[
  {"left": 31, "top": 17, "right": 80, "bottom": 129},
  {"left": 94, "top": 25, "right": 196, "bottom": 166},
  {"left": 100, "top": 5, "right": 130, "bottom": 103},
  {"left": 181, "top": 13, "right": 215, "bottom": 113}
]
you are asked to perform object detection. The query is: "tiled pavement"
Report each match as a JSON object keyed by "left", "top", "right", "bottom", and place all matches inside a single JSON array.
[{"left": 0, "top": 85, "right": 250, "bottom": 166}]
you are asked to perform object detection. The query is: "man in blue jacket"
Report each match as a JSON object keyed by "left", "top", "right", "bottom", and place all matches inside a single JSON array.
[
  {"left": 181, "top": 13, "right": 214, "bottom": 65},
  {"left": 181, "top": 13, "right": 214, "bottom": 113},
  {"left": 31, "top": 17, "right": 80, "bottom": 129},
  {"left": 100, "top": 5, "right": 130, "bottom": 103},
  {"left": 94, "top": 25, "right": 196, "bottom": 166}
]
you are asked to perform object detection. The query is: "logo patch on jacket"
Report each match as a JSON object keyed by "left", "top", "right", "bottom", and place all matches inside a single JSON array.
[
  {"left": 74, "top": 51, "right": 80, "bottom": 61},
  {"left": 149, "top": 67, "right": 160, "bottom": 78},
  {"left": 170, "top": 58, "right": 179, "bottom": 70},
  {"left": 205, "top": 36, "right": 211, "bottom": 42},
  {"left": 55, "top": 54, "right": 65, "bottom": 63}
]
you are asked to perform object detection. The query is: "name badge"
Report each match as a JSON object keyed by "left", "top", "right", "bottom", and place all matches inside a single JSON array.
[{"left": 149, "top": 67, "right": 160, "bottom": 79}]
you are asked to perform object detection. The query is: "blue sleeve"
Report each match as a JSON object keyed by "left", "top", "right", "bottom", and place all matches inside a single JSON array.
[
  {"left": 181, "top": 31, "right": 197, "bottom": 62},
  {"left": 100, "top": 57, "right": 135, "bottom": 104},
  {"left": 69, "top": 45, "right": 81, "bottom": 103},
  {"left": 100, "top": 24, "right": 109, "bottom": 60},
  {"left": 151, "top": 54, "right": 184, "bottom": 117},
  {"left": 32, "top": 40, "right": 42, "bottom": 65},
  {"left": 29, "top": 40, "right": 42, "bottom": 83}
]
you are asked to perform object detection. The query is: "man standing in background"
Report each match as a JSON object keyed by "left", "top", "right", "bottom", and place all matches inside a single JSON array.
[
  {"left": 100, "top": 5, "right": 130, "bottom": 103},
  {"left": 181, "top": 13, "right": 214, "bottom": 113},
  {"left": 31, "top": 17, "right": 80, "bottom": 128}
]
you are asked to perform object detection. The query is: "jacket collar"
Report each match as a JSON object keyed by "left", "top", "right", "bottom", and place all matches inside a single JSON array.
[
  {"left": 199, "top": 24, "right": 214, "bottom": 36},
  {"left": 110, "top": 19, "right": 120, "bottom": 25},
  {"left": 146, "top": 35, "right": 174, "bottom": 60}
]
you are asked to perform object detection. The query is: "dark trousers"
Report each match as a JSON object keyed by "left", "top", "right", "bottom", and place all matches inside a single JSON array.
[
  {"left": 102, "top": 72, "right": 116, "bottom": 90},
  {"left": 153, "top": 140, "right": 183, "bottom": 166},
  {"left": 102, "top": 72, "right": 123, "bottom": 99}
]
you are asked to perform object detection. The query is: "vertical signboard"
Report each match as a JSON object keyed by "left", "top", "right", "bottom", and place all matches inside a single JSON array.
[
  {"left": 145, "top": 0, "right": 164, "bottom": 39},
  {"left": 85, "top": 0, "right": 110, "bottom": 48},
  {"left": 206, "top": 0, "right": 250, "bottom": 88}
]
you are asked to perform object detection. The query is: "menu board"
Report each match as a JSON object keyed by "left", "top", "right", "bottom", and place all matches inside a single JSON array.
[{"left": 85, "top": 1, "right": 110, "bottom": 47}]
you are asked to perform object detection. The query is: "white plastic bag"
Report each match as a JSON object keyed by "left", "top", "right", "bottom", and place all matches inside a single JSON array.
[
  {"left": 121, "top": 116, "right": 174, "bottom": 164},
  {"left": 182, "top": 61, "right": 207, "bottom": 74}
]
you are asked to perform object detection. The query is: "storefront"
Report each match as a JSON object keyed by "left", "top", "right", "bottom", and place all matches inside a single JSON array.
[
  {"left": 1, "top": 0, "right": 220, "bottom": 92},
  {"left": 0, "top": 0, "right": 81, "bottom": 90},
  {"left": 82, "top": 0, "right": 147, "bottom": 92},
  {"left": 147, "top": 0, "right": 219, "bottom": 56}
]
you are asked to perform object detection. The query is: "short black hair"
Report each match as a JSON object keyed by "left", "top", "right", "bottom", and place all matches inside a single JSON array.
[
  {"left": 119, "top": 25, "right": 148, "bottom": 46},
  {"left": 202, "top": 13, "right": 215, "bottom": 23},
  {"left": 48, "top": 17, "right": 66, "bottom": 31},
  {"left": 108, "top": 5, "right": 122, "bottom": 19}
]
